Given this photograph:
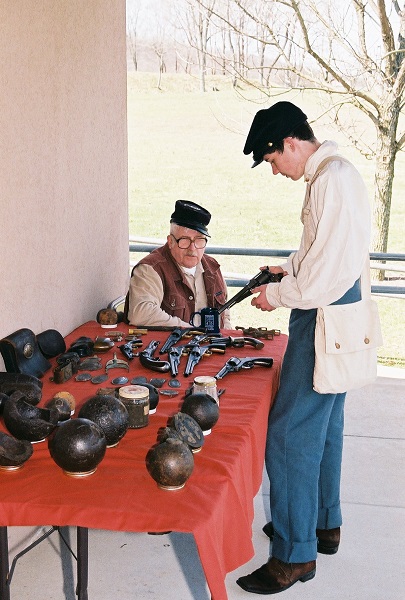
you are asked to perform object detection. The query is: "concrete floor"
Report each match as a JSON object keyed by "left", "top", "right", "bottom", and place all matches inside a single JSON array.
[{"left": 5, "top": 366, "right": 405, "bottom": 600}]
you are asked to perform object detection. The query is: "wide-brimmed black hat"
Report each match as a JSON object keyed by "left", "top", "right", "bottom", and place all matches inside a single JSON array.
[
  {"left": 170, "top": 200, "right": 211, "bottom": 237},
  {"left": 243, "top": 101, "right": 308, "bottom": 168}
]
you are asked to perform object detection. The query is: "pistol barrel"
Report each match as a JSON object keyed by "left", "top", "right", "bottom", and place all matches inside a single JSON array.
[{"left": 218, "top": 269, "right": 283, "bottom": 314}]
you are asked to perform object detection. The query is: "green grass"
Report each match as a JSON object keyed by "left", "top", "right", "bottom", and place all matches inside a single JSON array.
[{"left": 127, "top": 72, "right": 405, "bottom": 367}]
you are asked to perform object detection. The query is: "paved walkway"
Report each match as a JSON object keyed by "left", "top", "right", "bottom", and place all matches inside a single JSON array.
[{"left": 6, "top": 366, "right": 405, "bottom": 600}]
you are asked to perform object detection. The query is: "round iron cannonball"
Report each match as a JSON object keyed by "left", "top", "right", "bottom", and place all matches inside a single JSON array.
[
  {"left": 48, "top": 417, "right": 107, "bottom": 476},
  {"left": 78, "top": 394, "right": 129, "bottom": 447},
  {"left": 146, "top": 438, "right": 194, "bottom": 490},
  {"left": 180, "top": 392, "right": 219, "bottom": 433}
]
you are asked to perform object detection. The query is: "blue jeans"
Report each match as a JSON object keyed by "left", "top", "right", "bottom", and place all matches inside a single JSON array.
[{"left": 265, "top": 280, "right": 361, "bottom": 563}]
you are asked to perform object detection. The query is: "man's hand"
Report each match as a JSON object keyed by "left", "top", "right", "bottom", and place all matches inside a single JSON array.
[
  {"left": 250, "top": 265, "right": 287, "bottom": 312},
  {"left": 250, "top": 285, "right": 276, "bottom": 312},
  {"left": 259, "top": 265, "right": 288, "bottom": 276}
]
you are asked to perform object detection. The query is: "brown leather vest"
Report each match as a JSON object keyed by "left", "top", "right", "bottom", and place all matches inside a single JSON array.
[{"left": 124, "top": 243, "right": 228, "bottom": 325}]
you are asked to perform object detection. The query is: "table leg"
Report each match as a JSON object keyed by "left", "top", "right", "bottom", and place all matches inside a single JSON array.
[
  {"left": 0, "top": 526, "right": 11, "bottom": 600},
  {"left": 76, "top": 527, "right": 88, "bottom": 600}
]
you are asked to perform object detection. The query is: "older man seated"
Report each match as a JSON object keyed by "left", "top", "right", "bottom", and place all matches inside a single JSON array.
[{"left": 124, "top": 200, "right": 232, "bottom": 329}]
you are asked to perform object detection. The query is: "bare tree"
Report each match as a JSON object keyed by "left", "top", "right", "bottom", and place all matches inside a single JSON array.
[
  {"left": 152, "top": 35, "right": 167, "bottom": 90},
  {"left": 196, "top": 0, "right": 405, "bottom": 272},
  {"left": 127, "top": 3, "right": 142, "bottom": 71},
  {"left": 174, "top": 0, "right": 218, "bottom": 91},
  {"left": 143, "top": 1, "right": 175, "bottom": 88}
]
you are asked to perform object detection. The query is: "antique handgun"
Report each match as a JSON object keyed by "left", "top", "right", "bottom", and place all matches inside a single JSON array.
[
  {"left": 183, "top": 342, "right": 226, "bottom": 377},
  {"left": 208, "top": 336, "right": 264, "bottom": 350},
  {"left": 215, "top": 356, "right": 274, "bottom": 380},
  {"left": 218, "top": 269, "right": 284, "bottom": 314},
  {"left": 235, "top": 326, "right": 281, "bottom": 340},
  {"left": 118, "top": 338, "right": 143, "bottom": 360},
  {"left": 168, "top": 332, "right": 217, "bottom": 377},
  {"left": 167, "top": 328, "right": 208, "bottom": 377},
  {"left": 168, "top": 344, "right": 187, "bottom": 377},
  {"left": 159, "top": 327, "right": 206, "bottom": 354},
  {"left": 139, "top": 340, "right": 170, "bottom": 373}
]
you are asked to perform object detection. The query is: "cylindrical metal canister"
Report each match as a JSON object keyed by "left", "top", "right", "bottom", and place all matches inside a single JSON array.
[
  {"left": 192, "top": 376, "right": 219, "bottom": 405},
  {"left": 119, "top": 385, "right": 149, "bottom": 429}
]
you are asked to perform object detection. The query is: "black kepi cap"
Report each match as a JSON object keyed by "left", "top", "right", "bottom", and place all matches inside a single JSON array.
[
  {"left": 243, "top": 101, "right": 308, "bottom": 168},
  {"left": 170, "top": 200, "right": 211, "bottom": 237}
]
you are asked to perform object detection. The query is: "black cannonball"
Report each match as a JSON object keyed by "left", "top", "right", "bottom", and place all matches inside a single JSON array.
[
  {"left": 78, "top": 395, "right": 129, "bottom": 447},
  {"left": 146, "top": 438, "right": 194, "bottom": 490},
  {"left": 48, "top": 418, "right": 107, "bottom": 476},
  {"left": 180, "top": 393, "right": 219, "bottom": 433}
]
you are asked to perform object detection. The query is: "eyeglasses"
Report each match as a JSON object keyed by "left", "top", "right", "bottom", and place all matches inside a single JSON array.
[{"left": 170, "top": 234, "right": 207, "bottom": 249}]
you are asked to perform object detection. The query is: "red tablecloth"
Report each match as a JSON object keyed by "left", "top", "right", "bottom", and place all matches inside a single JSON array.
[{"left": 0, "top": 322, "right": 287, "bottom": 600}]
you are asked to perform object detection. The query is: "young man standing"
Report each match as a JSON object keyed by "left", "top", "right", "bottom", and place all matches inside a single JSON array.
[{"left": 237, "top": 101, "right": 371, "bottom": 594}]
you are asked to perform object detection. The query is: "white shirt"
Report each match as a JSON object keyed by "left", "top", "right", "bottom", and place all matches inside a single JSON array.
[{"left": 266, "top": 141, "right": 371, "bottom": 310}]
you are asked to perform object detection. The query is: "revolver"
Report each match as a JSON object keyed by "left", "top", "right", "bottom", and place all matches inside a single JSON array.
[
  {"left": 138, "top": 340, "right": 170, "bottom": 373},
  {"left": 118, "top": 338, "right": 143, "bottom": 360},
  {"left": 159, "top": 327, "right": 206, "bottom": 354},
  {"left": 168, "top": 344, "right": 187, "bottom": 377},
  {"left": 208, "top": 335, "right": 264, "bottom": 350},
  {"left": 215, "top": 356, "right": 274, "bottom": 380},
  {"left": 218, "top": 268, "right": 284, "bottom": 314},
  {"left": 183, "top": 342, "right": 226, "bottom": 377},
  {"left": 167, "top": 332, "right": 212, "bottom": 376},
  {"left": 235, "top": 326, "right": 281, "bottom": 340}
]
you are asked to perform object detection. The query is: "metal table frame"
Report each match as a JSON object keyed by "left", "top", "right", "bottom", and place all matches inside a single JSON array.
[{"left": 0, "top": 525, "right": 88, "bottom": 600}]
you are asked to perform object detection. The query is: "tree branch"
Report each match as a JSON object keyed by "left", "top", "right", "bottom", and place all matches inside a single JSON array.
[{"left": 376, "top": 0, "right": 396, "bottom": 76}]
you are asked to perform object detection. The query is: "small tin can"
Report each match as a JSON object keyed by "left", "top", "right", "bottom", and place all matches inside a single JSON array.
[
  {"left": 192, "top": 376, "right": 219, "bottom": 405},
  {"left": 119, "top": 385, "right": 149, "bottom": 429}
]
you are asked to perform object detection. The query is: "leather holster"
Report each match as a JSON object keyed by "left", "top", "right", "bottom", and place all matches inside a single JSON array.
[{"left": 0, "top": 328, "right": 51, "bottom": 378}]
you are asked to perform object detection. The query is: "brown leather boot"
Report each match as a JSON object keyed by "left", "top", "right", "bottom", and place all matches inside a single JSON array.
[
  {"left": 262, "top": 521, "right": 340, "bottom": 555},
  {"left": 316, "top": 527, "right": 340, "bottom": 554},
  {"left": 236, "top": 557, "right": 316, "bottom": 594}
]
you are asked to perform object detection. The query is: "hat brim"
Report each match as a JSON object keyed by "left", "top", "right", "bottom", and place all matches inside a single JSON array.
[
  {"left": 251, "top": 158, "right": 263, "bottom": 168},
  {"left": 172, "top": 221, "right": 210, "bottom": 237}
]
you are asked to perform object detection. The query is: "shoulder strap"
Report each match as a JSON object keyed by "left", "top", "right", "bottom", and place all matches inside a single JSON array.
[
  {"left": 302, "top": 155, "right": 352, "bottom": 221},
  {"left": 302, "top": 155, "right": 371, "bottom": 298},
  {"left": 310, "top": 155, "right": 352, "bottom": 186}
]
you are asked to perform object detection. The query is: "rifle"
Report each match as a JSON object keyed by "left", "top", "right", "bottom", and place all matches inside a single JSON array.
[
  {"left": 215, "top": 356, "right": 274, "bottom": 380},
  {"left": 218, "top": 268, "right": 284, "bottom": 314},
  {"left": 138, "top": 340, "right": 170, "bottom": 373},
  {"left": 183, "top": 342, "right": 226, "bottom": 377}
]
